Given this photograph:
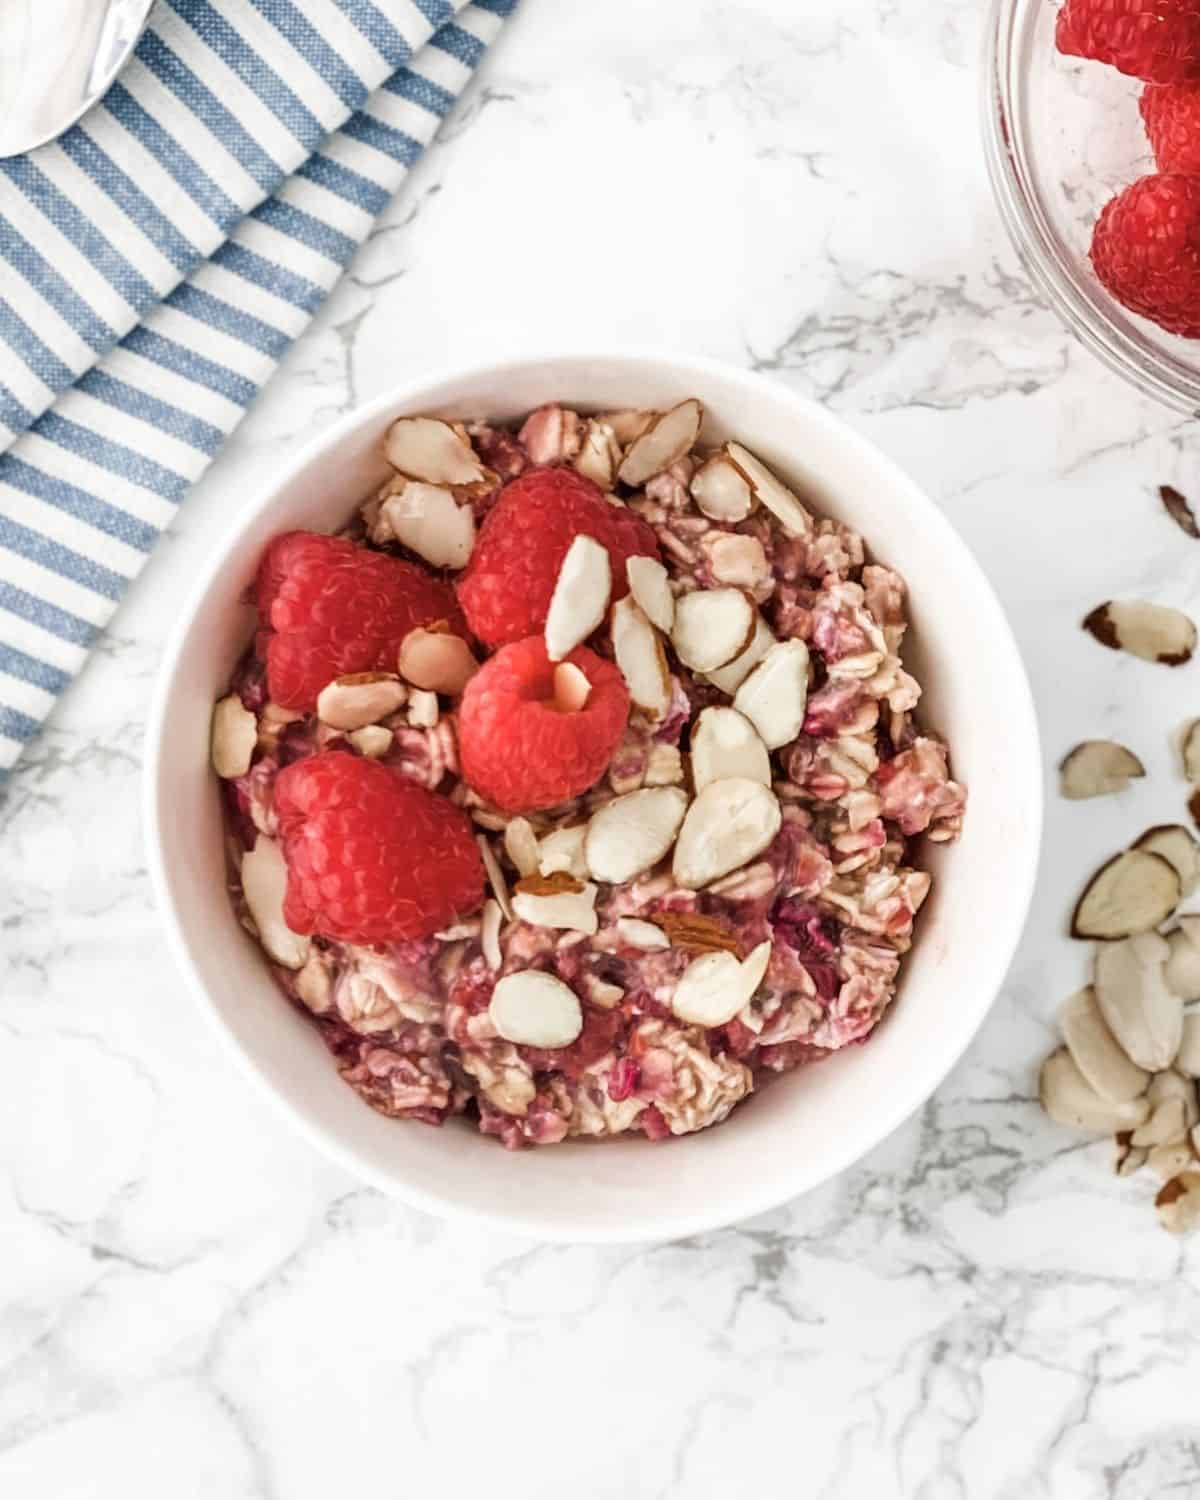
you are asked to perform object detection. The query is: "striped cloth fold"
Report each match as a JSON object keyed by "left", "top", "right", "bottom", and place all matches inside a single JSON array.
[{"left": 0, "top": 0, "right": 517, "bottom": 778}]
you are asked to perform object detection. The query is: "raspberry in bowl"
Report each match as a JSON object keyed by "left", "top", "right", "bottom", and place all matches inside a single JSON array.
[{"left": 146, "top": 353, "right": 1040, "bottom": 1241}]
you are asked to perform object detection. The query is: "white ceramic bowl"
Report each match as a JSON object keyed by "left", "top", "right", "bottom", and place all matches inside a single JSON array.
[{"left": 145, "top": 351, "right": 1042, "bottom": 1244}]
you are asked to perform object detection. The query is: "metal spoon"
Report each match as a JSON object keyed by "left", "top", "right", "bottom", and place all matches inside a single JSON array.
[{"left": 0, "top": 0, "right": 156, "bottom": 159}]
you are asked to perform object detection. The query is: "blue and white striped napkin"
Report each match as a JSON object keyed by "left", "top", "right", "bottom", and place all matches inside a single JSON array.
[{"left": 0, "top": 0, "right": 517, "bottom": 779}]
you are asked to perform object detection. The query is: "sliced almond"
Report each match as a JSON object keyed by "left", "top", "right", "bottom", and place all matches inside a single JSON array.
[
  {"left": 1161, "top": 483, "right": 1200, "bottom": 539},
  {"left": 407, "top": 690, "right": 439, "bottom": 729},
  {"left": 1132, "top": 1095, "right": 1188, "bottom": 1148},
  {"left": 673, "top": 777, "right": 782, "bottom": 890},
  {"left": 617, "top": 398, "right": 703, "bottom": 487},
  {"left": 725, "top": 442, "right": 811, "bottom": 537},
  {"left": 1133, "top": 824, "right": 1200, "bottom": 896},
  {"left": 587, "top": 978, "right": 625, "bottom": 1009},
  {"left": 733, "top": 639, "right": 810, "bottom": 750},
  {"left": 706, "top": 532, "right": 769, "bottom": 589},
  {"left": 481, "top": 899, "right": 503, "bottom": 970},
  {"left": 626, "top": 556, "right": 674, "bottom": 632},
  {"left": 317, "top": 673, "right": 407, "bottom": 733},
  {"left": 690, "top": 452, "right": 754, "bottom": 522},
  {"left": 1155, "top": 1171, "right": 1200, "bottom": 1233},
  {"left": 706, "top": 615, "right": 776, "bottom": 696},
  {"left": 1039, "top": 1048, "right": 1151, "bottom": 1133},
  {"left": 398, "top": 629, "right": 478, "bottom": 696},
  {"left": 1059, "top": 986, "right": 1150, "bottom": 1103},
  {"left": 1070, "top": 849, "right": 1181, "bottom": 940},
  {"left": 645, "top": 743, "right": 684, "bottom": 787},
  {"left": 211, "top": 694, "right": 257, "bottom": 779},
  {"left": 379, "top": 480, "right": 476, "bottom": 569},
  {"left": 538, "top": 824, "right": 588, "bottom": 880},
  {"left": 650, "top": 911, "right": 741, "bottom": 955},
  {"left": 241, "top": 836, "right": 310, "bottom": 970},
  {"left": 615, "top": 916, "right": 671, "bottom": 950},
  {"left": 1094, "top": 932, "right": 1183, "bottom": 1071},
  {"left": 515, "top": 871, "right": 585, "bottom": 896},
  {"left": 1165, "top": 918, "right": 1200, "bottom": 1002},
  {"left": 489, "top": 970, "right": 582, "bottom": 1049},
  {"left": 1147, "top": 1138, "right": 1195, "bottom": 1182},
  {"left": 347, "top": 725, "right": 393, "bottom": 759},
  {"left": 1176, "top": 1010, "right": 1200, "bottom": 1077},
  {"left": 1114, "top": 1132, "right": 1148, "bottom": 1177},
  {"left": 671, "top": 589, "right": 755, "bottom": 673},
  {"left": 477, "top": 834, "right": 513, "bottom": 921},
  {"left": 1058, "top": 740, "right": 1145, "bottom": 800},
  {"left": 611, "top": 596, "right": 671, "bottom": 718},
  {"left": 602, "top": 408, "right": 656, "bottom": 446},
  {"left": 1148, "top": 1066, "right": 1199, "bottom": 1128},
  {"left": 554, "top": 661, "right": 592, "bottom": 713},
  {"left": 1184, "top": 720, "right": 1200, "bottom": 782},
  {"left": 671, "top": 939, "right": 771, "bottom": 1028},
  {"left": 691, "top": 706, "right": 771, "bottom": 793},
  {"left": 544, "top": 534, "right": 611, "bottom": 662},
  {"left": 504, "top": 817, "right": 541, "bottom": 878},
  {"left": 585, "top": 786, "right": 689, "bottom": 885},
  {"left": 1082, "top": 600, "right": 1197, "bottom": 666},
  {"left": 512, "top": 880, "right": 599, "bottom": 936},
  {"left": 384, "top": 416, "right": 484, "bottom": 486},
  {"left": 573, "top": 419, "right": 621, "bottom": 490}
]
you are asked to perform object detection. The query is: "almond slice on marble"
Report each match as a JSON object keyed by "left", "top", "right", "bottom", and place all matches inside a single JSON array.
[
  {"left": 671, "top": 589, "right": 755, "bottom": 673},
  {"left": 347, "top": 725, "right": 393, "bottom": 759},
  {"left": 407, "top": 690, "right": 439, "bottom": 729},
  {"left": 1059, "top": 986, "right": 1150, "bottom": 1103},
  {"left": 1039, "top": 1048, "right": 1151, "bottom": 1133},
  {"left": 616, "top": 916, "right": 671, "bottom": 951},
  {"left": 1146, "top": 1138, "right": 1195, "bottom": 1182},
  {"left": 481, "top": 899, "right": 503, "bottom": 970},
  {"left": 1114, "top": 1132, "right": 1148, "bottom": 1177},
  {"left": 1133, "top": 824, "right": 1200, "bottom": 897},
  {"left": 585, "top": 786, "right": 689, "bottom": 885},
  {"left": 1070, "top": 849, "right": 1181, "bottom": 940},
  {"left": 1149, "top": 1066, "right": 1200, "bottom": 1128},
  {"left": 673, "top": 777, "right": 782, "bottom": 890},
  {"left": 706, "top": 533, "right": 770, "bottom": 590},
  {"left": 616, "top": 398, "right": 703, "bottom": 486},
  {"left": 725, "top": 442, "right": 811, "bottom": 537},
  {"left": 690, "top": 451, "right": 755, "bottom": 522},
  {"left": 379, "top": 480, "right": 476, "bottom": 569},
  {"left": 573, "top": 418, "right": 621, "bottom": 490},
  {"left": 733, "top": 639, "right": 810, "bottom": 750},
  {"left": 317, "top": 673, "right": 408, "bottom": 732},
  {"left": 1165, "top": 917, "right": 1200, "bottom": 1002},
  {"left": 611, "top": 595, "right": 671, "bottom": 718},
  {"left": 1156, "top": 1171, "right": 1200, "bottom": 1233},
  {"left": 241, "top": 836, "right": 310, "bottom": 970},
  {"left": 690, "top": 706, "right": 771, "bottom": 793},
  {"left": 477, "top": 834, "right": 513, "bottom": 921},
  {"left": 1058, "top": 740, "right": 1145, "bottom": 800},
  {"left": 1183, "top": 720, "right": 1200, "bottom": 782},
  {"left": 503, "top": 817, "right": 541, "bottom": 878},
  {"left": 384, "top": 416, "right": 485, "bottom": 486},
  {"left": 538, "top": 824, "right": 588, "bottom": 880},
  {"left": 489, "top": 970, "right": 582, "bottom": 1048},
  {"left": 398, "top": 629, "right": 478, "bottom": 696},
  {"left": 706, "top": 615, "right": 776, "bottom": 696},
  {"left": 511, "top": 878, "right": 599, "bottom": 936},
  {"left": 1132, "top": 1096, "right": 1188, "bottom": 1148},
  {"left": 1094, "top": 932, "right": 1183, "bottom": 1072},
  {"left": 650, "top": 911, "right": 742, "bottom": 956},
  {"left": 1176, "top": 1009, "right": 1200, "bottom": 1077},
  {"left": 1161, "top": 483, "right": 1200, "bottom": 539},
  {"left": 1082, "top": 600, "right": 1197, "bottom": 666},
  {"left": 544, "top": 534, "right": 612, "bottom": 662},
  {"left": 211, "top": 694, "right": 257, "bottom": 779},
  {"left": 626, "top": 556, "right": 675, "bottom": 632},
  {"left": 670, "top": 940, "right": 771, "bottom": 1028}
]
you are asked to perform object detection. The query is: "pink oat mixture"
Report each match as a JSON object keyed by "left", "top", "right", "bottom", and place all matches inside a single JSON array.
[{"left": 220, "top": 402, "right": 965, "bottom": 1148}]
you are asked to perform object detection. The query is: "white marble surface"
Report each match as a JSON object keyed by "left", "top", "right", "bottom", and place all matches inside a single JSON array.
[{"left": 4, "top": 1, "right": 1200, "bottom": 1494}]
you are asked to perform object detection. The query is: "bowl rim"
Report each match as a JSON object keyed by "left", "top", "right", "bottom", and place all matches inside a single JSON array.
[
  {"left": 144, "top": 346, "right": 1043, "bottom": 1243},
  {"left": 981, "top": 0, "right": 1200, "bottom": 417}
]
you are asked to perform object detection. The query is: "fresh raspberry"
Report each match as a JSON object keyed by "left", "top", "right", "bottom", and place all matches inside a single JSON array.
[
  {"left": 255, "top": 531, "right": 464, "bottom": 710},
  {"left": 1090, "top": 173, "right": 1200, "bottom": 336},
  {"left": 455, "top": 468, "right": 659, "bottom": 648},
  {"left": 1140, "top": 82, "right": 1200, "bottom": 171},
  {"left": 457, "top": 637, "right": 630, "bottom": 812},
  {"left": 274, "top": 750, "right": 484, "bottom": 944},
  {"left": 1057, "top": 0, "right": 1200, "bottom": 84}
]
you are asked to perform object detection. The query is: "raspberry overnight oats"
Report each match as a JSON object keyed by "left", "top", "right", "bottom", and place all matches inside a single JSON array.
[{"left": 210, "top": 398, "right": 966, "bottom": 1149}]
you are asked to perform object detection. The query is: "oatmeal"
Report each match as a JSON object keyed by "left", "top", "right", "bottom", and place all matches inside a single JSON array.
[{"left": 212, "top": 399, "right": 965, "bottom": 1147}]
